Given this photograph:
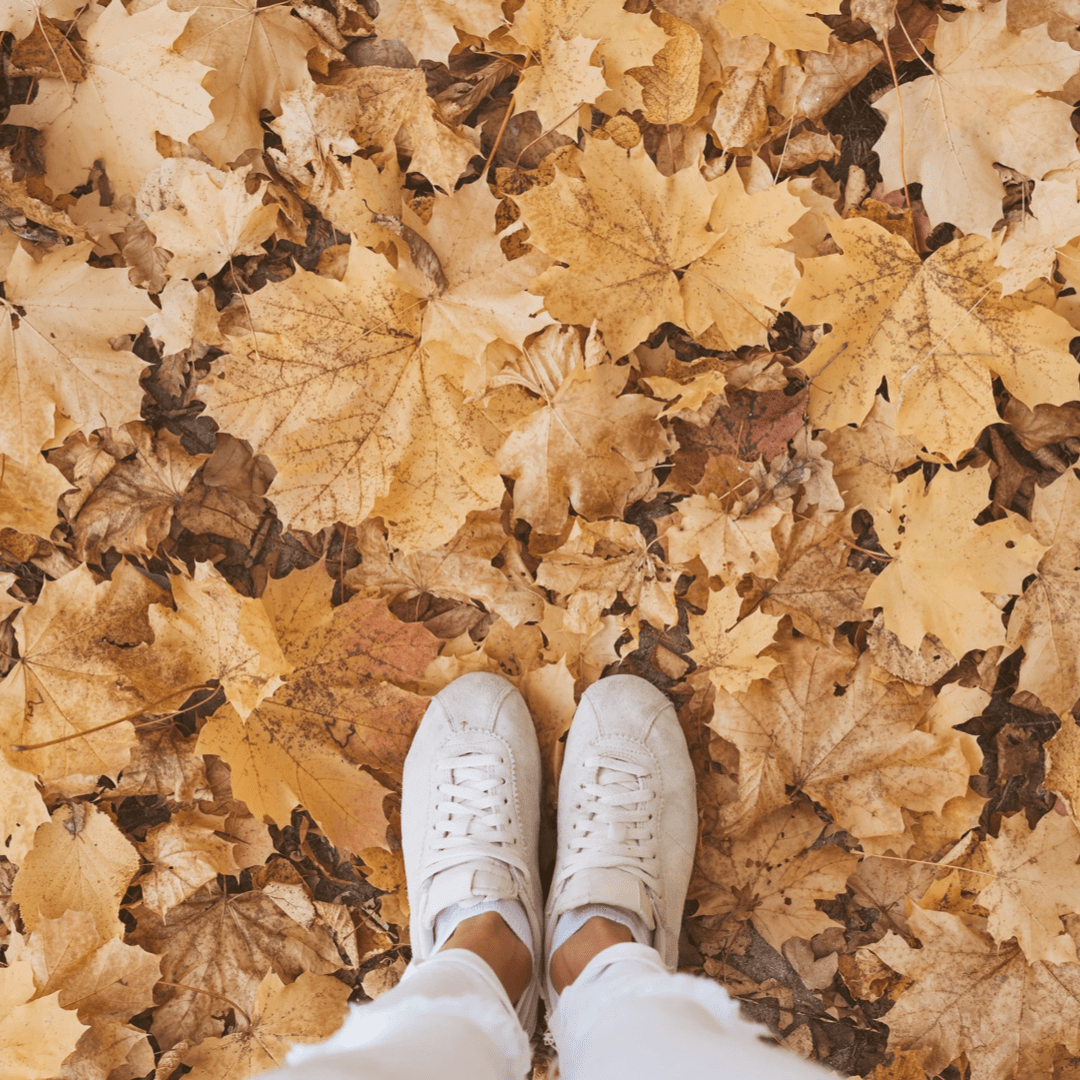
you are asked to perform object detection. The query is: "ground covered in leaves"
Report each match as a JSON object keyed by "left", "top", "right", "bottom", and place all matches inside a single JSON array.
[{"left": 5, "top": 0, "right": 1080, "bottom": 1077}]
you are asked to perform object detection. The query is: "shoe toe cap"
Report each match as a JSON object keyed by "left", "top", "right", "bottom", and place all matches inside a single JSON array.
[
  {"left": 425, "top": 671, "right": 521, "bottom": 734},
  {"left": 577, "top": 673, "right": 676, "bottom": 740}
]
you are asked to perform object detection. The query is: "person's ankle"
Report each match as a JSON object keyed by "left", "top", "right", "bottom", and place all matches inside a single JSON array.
[
  {"left": 549, "top": 915, "right": 634, "bottom": 995},
  {"left": 439, "top": 910, "right": 533, "bottom": 1004}
]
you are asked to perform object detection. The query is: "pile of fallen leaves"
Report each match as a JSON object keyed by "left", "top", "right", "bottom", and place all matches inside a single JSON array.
[{"left": 5, "top": 0, "right": 1080, "bottom": 1076}]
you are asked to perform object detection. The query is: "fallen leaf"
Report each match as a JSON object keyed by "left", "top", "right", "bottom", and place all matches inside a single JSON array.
[
  {"left": 869, "top": 906, "right": 1080, "bottom": 1080},
  {"left": 872, "top": 2, "right": 1080, "bottom": 235},
  {"left": 181, "top": 971, "right": 350, "bottom": 1080},
  {"left": 687, "top": 585, "right": 781, "bottom": 696},
  {"left": 6, "top": 1, "right": 214, "bottom": 198},
  {"left": 139, "top": 810, "right": 240, "bottom": 916},
  {"left": 689, "top": 801, "right": 857, "bottom": 950},
  {"left": 980, "top": 809, "right": 1080, "bottom": 963},
  {"left": 128, "top": 885, "right": 342, "bottom": 1049},
  {"left": 12, "top": 802, "right": 139, "bottom": 940},
  {"left": 1006, "top": 469, "right": 1080, "bottom": 715},
  {"left": 495, "top": 329, "right": 672, "bottom": 534},
  {"left": 788, "top": 218, "right": 1078, "bottom": 462},
  {"left": 865, "top": 466, "right": 1045, "bottom": 658},
  {"left": 515, "top": 137, "right": 717, "bottom": 358},
  {"left": 0, "top": 958, "right": 88, "bottom": 1080}
]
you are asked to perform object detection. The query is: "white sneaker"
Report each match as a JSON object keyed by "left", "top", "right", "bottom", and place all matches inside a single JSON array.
[
  {"left": 402, "top": 672, "right": 543, "bottom": 1035},
  {"left": 543, "top": 674, "right": 698, "bottom": 1008}
]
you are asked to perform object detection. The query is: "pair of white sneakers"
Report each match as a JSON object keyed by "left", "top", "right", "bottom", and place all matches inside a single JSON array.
[{"left": 401, "top": 672, "right": 698, "bottom": 1035}]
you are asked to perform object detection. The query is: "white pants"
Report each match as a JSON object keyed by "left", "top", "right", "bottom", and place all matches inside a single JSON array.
[{"left": 278, "top": 942, "right": 836, "bottom": 1079}]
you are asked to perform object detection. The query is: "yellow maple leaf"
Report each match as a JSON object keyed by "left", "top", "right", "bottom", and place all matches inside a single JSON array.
[
  {"left": 865, "top": 466, "right": 1045, "bottom": 658},
  {"left": 687, "top": 585, "right": 780, "bottom": 696},
  {"left": 6, "top": 0, "right": 214, "bottom": 198},
  {"left": 873, "top": 1, "right": 1080, "bottom": 235},
  {"left": 201, "top": 244, "right": 505, "bottom": 544},
  {"left": 515, "top": 137, "right": 717, "bottom": 358},
  {"left": 787, "top": 218, "right": 1079, "bottom": 461},
  {"left": 171, "top": 0, "right": 319, "bottom": 167},
  {"left": 27, "top": 908, "right": 161, "bottom": 1020},
  {"left": 0, "top": 563, "right": 165, "bottom": 786},
  {"left": 0, "top": 959, "right": 88, "bottom": 1080},
  {"left": 689, "top": 801, "right": 856, "bottom": 951},
  {"left": 0, "top": 242, "right": 154, "bottom": 466},
  {"left": 1006, "top": 469, "right": 1080, "bottom": 715},
  {"left": 869, "top": 906, "right": 1080, "bottom": 1080},
  {"left": 140, "top": 160, "right": 279, "bottom": 282},
  {"left": 13, "top": 802, "right": 139, "bottom": 939},
  {"left": 708, "top": 633, "right": 976, "bottom": 838},
  {"left": 627, "top": 10, "right": 703, "bottom": 125},
  {"left": 979, "top": 810, "right": 1080, "bottom": 964},
  {"left": 391, "top": 179, "right": 555, "bottom": 367},
  {"left": 682, "top": 165, "right": 806, "bottom": 349},
  {"left": 495, "top": 326, "right": 673, "bottom": 534}
]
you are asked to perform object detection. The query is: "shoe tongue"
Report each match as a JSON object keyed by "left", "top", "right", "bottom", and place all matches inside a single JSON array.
[
  {"left": 557, "top": 868, "right": 656, "bottom": 930},
  {"left": 427, "top": 859, "right": 517, "bottom": 917}
]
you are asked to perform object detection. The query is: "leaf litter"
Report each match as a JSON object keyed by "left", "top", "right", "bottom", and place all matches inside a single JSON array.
[{"left": 2, "top": 1, "right": 1080, "bottom": 1078}]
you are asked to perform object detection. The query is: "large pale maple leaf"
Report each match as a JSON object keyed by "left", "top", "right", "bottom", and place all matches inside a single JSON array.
[
  {"left": 200, "top": 244, "right": 507, "bottom": 545},
  {"left": 873, "top": 1, "right": 1080, "bottom": 235},
  {"left": 869, "top": 906, "right": 1080, "bottom": 1080},
  {"left": 6, "top": 0, "right": 214, "bottom": 198},
  {"left": 515, "top": 137, "right": 717, "bottom": 358},
  {"left": 865, "top": 466, "right": 1045, "bottom": 659},
  {"left": 0, "top": 242, "right": 154, "bottom": 466},
  {"left": 787, "top": 218, "right": 1079, "bottom": 461},
  {"left": 708, "top": 634, "right": 976, "bottom": 839},
  {"left": 170, "top": 0, "right": 319, "bottom": 167}
]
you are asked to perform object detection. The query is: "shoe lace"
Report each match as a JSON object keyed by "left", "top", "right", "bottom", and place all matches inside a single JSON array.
[
  {"left": 430, "top": 751, "right": 525, "bottom": 872},
  {"left": 566, "top": 752, "right": 659, "bottom": 886}
]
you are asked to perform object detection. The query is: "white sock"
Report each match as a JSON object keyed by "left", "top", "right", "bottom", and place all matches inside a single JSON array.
[
  {"left": 433, "top": 898, "right": 534, "bottom": 960},
  {"left": 550, "top": 902, "right": 652, "bottom": 956},
  {"left": 546, "top": 903, "right": 652, "bottom": 1009}
]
